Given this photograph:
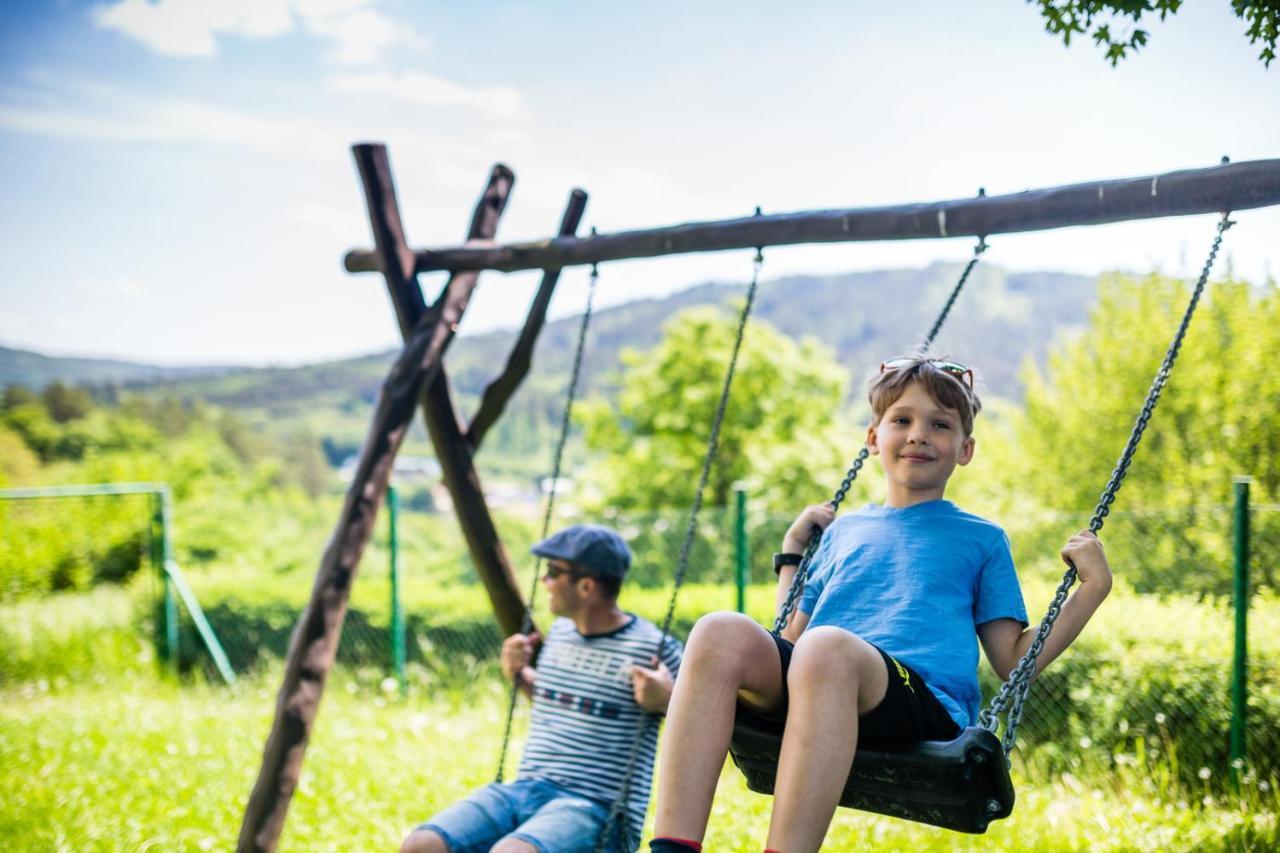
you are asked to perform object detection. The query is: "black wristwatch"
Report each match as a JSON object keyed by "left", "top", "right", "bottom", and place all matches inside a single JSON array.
[{"left": 773, "top": 552, "right": 803, "bottom": 575}]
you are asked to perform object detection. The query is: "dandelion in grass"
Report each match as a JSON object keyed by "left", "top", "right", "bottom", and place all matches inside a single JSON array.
[
  {"left": 1231, "top": 758, "right": 1245, "bottom": 770},
  {"left": 1198, "top": 767, "right": 1211, "bottom": 780},
  {"left": 1079, "top": 736, "right": 1093, "bottom": 749},
  {"left": 380, "top": 676, "right": 398, "bottom": 694},
  {"left": 1260, "top": 781, "right": 1272, "bottom": 793},
  {"left": 1201, "top": 795, "right": 1213, "bottom": 807}
]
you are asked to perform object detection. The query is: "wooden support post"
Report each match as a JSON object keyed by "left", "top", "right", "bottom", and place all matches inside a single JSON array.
[
  {"left": 468, "top": 188, "right": 589, "bottom": 449},
  {"left": 238, "top": 313, "right": 446, "bottom": 853},
  {"left": 351, "top": 143, "right": 528, "bottom": 635}
]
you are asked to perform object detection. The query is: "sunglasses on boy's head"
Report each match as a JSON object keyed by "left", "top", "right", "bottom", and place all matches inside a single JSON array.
[{"left": 880, "top": 357, "right": 975, "bottom": 390}]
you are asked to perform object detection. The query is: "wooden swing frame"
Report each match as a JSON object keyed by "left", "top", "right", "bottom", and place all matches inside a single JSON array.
[{"left": 237, "top": 147, "right": 1280, "bottom": 851}]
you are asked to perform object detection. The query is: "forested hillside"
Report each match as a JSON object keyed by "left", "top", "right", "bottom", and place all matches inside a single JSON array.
[{"left": 3, "top": 264, "right": 1096, "bottom": 472}]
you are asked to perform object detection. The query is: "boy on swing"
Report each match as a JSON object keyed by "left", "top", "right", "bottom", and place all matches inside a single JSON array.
[{"left": 650, "top": 356, "right": 1113, "bottom": 853}]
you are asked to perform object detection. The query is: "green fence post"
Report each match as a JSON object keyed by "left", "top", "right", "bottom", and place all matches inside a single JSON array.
[
  {"left": 1231, "top": 476, "right": 1251, "bottom": 790},
  {"left": 734, "top": 485, "right": 748, "bottom": 613},
  {"left": 389, "top": 485, "right": 406, "bottom": 697},
  {"left": 158, "top": 490, "right": 179, "bottom": 674},
  {"left": 149, "top": 491, "right": 167, "bottom": 667}
]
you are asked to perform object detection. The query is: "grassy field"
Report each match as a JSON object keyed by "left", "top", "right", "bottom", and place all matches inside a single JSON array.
[
  {"left": 1, "top": 668, "right": 1277, "bottom": 852},
  {"left": 2, "top": 567, "right": 1279, "bottom": 852}
]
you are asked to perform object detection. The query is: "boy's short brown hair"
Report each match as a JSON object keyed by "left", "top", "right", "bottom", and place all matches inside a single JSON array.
[{"left": 868, "top": 357, "right": 983, "bottom": 435}]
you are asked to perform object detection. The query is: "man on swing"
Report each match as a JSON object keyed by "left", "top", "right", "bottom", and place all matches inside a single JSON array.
[{"left": 402, "top": 524, "right": 683, "bottom": 853}]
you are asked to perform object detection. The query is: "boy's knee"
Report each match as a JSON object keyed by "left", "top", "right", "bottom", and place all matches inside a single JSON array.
[
  {"left": 490, "top": 838, "right": 539, "bottom": 853},
  {"left": 685, "top": 611, "right": 763, "bottom": 675},
  {"left": 687, "top": 610, "right": 758, "bottom": 651},
  {"left": 789, "top": 626, "right": 881, "bottom": 687},
  {"left": 400, "top": 829, "right": 448, "bottom": 853}
]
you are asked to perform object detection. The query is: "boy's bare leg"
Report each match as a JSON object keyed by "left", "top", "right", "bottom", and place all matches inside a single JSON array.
[
  {"left": 767, "top": 626, "right": 889, "bottom": 853},
  {"left": 653, "top": 611, "right": 785, "bottom": 842}
]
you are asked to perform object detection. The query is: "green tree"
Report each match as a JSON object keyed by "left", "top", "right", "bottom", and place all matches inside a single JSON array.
[
  {"left": 998, "top": 272, "right": 1280, "bottom": 593},
  {"left": 581, "top": 305, "right": 859, "bottom": 515},
  {"left": 2, "top": 384, "right": 38, "bottom": 410},
  {"left": 1034, "top": 1, "right": 1278, "bottom": 66},
  {"left": 41, "top": 381, "right": 93, "bottom": 423},
  {"left": 0, "top": 424, "right": 39, "bottom": 486}
]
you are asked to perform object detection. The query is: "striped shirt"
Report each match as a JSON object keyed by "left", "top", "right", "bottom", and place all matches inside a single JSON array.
[{"left": 517, "top": 615, "right": 683, "bottom": 847}]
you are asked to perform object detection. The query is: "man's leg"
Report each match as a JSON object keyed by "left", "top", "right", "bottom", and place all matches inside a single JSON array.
[
  {"left": 653, "top": 611, "right": 786, "bottom": 843},
  {"left": 766, "top": 626, "right": 889, "bottom": 853},
  {"left": 400, "top": 782, "right": 525, "bottom": 853},
  {"left": 400, "top": 829, "right": 449, "bottom": 853},
  {"left": 500, "top": 789, "right": 622, "bottom": 853}
]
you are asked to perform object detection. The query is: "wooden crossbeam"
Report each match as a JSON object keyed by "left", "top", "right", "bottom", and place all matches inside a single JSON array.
[{"left": 343, "top": 157, "right": 1280, "bottom": 275}]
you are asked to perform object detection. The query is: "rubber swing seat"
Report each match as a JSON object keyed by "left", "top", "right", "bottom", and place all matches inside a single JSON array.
[{"left": 728, "top": 718, "right": 1015, "bottom": 834}]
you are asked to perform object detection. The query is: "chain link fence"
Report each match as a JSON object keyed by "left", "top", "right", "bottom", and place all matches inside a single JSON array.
[{"left": 14, "top": 484, "right": 1266, "bottom": 794}]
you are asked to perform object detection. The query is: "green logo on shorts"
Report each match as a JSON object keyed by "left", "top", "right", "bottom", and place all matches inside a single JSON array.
[{"left": 891, "top": 657, "right": 914, "bottom": 694}]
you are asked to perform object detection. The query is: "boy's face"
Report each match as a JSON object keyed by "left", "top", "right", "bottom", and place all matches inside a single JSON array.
[{"left": 867, "top": 380, "right": 975, "bottom": 506}]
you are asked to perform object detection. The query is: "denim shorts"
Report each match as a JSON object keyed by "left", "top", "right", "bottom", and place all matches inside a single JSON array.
[{"left": 419, "top": 778, "right": 627, "bottom": 853}]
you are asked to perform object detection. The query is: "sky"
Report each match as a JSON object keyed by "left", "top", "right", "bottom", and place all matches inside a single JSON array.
[{"left": 0, "top": 0, "right": 1276, "bottom": 367}]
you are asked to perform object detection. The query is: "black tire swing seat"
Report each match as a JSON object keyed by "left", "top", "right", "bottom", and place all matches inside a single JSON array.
[
  {"left": 727, "top": 213, "right": 1234, "bottom": 834},
  {"left": 730, "top": 720, "right": 1014, "bottom": 834}
]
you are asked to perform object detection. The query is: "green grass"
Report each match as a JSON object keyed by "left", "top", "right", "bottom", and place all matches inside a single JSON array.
[
  {"left": 3, "top": 568, "right": 1279, "bottom": 850},
  {"left": 1, "top": 674, "right": 1276, "bottom": 852}
]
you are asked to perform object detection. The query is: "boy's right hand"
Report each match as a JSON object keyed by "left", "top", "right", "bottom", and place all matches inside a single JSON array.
[
  {"left": 500, "top": 632, "right": 540, "bottom": 685},
  {"left": 782, "top": 502, "right": 836, "bottom": 553}
]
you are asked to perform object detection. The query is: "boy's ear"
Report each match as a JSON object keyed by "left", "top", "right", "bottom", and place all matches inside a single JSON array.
[
  {"left": 866, "top": 423, "right": 880, "bottom": 455},
  {"left": 957, "top": 435, "right": 976, "bottom": 466}
]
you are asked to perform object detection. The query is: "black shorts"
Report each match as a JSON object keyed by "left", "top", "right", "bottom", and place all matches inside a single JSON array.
[{"left": 742, "top": 631, "right": 962, "bottom": 744}]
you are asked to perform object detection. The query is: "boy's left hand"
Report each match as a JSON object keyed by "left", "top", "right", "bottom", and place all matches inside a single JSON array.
[
  {"left": 630, "top": 658, "right": 674, "bottom": 713},
  {"left": 1061, "top": 529, "right": 1113, "bottom": 593}
]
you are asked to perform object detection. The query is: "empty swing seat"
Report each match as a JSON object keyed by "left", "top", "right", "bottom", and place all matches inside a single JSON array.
[{"left": 728, "top": 718, "right": 1015, "bottom": 834}]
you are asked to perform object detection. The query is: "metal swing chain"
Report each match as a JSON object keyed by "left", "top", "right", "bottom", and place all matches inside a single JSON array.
[
  {"left": 595, "top": 247, "right": 764, "bottom": 853},
  {"left": 494, "top": 260, "right": 600, "bottom": 783},
  {"left": 979, "top": 212, "right": 1235, "bottom": 756},
  {"left": 772, "top": 237, "right": 989, "bottom": 634}
]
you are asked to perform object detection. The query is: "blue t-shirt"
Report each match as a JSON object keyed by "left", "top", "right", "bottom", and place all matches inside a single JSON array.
[{"left": 798, "top": 500, "right": 1028, "bottom": 728}]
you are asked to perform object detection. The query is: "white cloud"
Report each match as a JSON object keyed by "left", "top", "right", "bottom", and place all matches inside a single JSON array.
[
  {"left": 91, "top": 0, "right": 423, "bottom": 66},
  {"left": 92, "top": 0, "right": 293, "bottom": 58},
  {"left": 327, "top": 70, "right": 524, "bottom": 119},
  {"left": 0, "top": 93, "right": 327, "bottom": 157},
  {"left": 75, "top": 275, "right": 145, "bottom": 297},
  {"left": 302, "top": 6, "right": 417, "bottom": 66},
  {"left": 288, "top": 203, "right": 364, "bottom": 242}
]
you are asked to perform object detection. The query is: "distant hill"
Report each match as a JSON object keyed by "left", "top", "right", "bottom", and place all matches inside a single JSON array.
[
  {"left": 0, "top": 346, "right": 239, "bottom": 389},
  {"left": 2, "top": 264, "right": 1098, "bottom": 471}
]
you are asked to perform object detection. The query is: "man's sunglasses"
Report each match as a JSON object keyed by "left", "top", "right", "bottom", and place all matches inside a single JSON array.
[
  {"left": 543, "top": 563, "right": 586, "bottom": 581},
  {"left": 880, "top": 357, "right": 975, "bottom": 390}
]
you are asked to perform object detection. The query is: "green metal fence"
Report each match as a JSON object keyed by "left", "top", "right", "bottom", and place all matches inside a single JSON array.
[
  {"left": 8, "top": 478, "right": 1273, "bottom": 794},
  {"left": 0, "top": 482, "right": 235, "bottom": 685}
]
